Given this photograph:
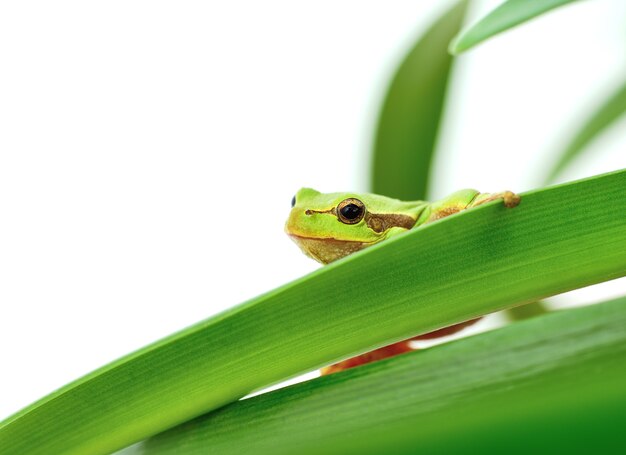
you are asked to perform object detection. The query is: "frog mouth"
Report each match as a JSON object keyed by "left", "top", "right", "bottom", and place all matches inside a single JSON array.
[{"left": 288, "top": 234, "right": 369, "bottom": 264}]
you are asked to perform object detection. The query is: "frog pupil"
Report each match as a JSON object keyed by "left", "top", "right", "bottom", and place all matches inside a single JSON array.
[
  {"left": 340, "top": 203, "right": 362, "bottom": 220},
  {"left": 291, "top": 195, "right": 296, "bottom": 207}
]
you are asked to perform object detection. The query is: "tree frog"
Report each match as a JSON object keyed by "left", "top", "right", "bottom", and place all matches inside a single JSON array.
[{"left": 285, "top": 187, "right": 520, "bottom": 374}]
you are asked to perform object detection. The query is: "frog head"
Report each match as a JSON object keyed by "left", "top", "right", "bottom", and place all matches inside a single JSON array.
[{"left": 285, "top": 188, "right": 426, "bottom": 264}]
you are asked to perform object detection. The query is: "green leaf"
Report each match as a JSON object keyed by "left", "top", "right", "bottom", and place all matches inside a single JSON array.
[
  {"left": 505, "top": 299, "right": 550, "bottom": 320},
  {"left": 450, "top": 0, "right": 581, "bottom": 54},
  {"left": 139, "top": 295, "right": 626, "bottom": 455},
  {"left": 545, "top": 78, "right": 626, "bottom": 183},
  {"left": 371, "top": 0, "right": 467, "bottom": 200},
  {"left": 2, "top": 169, "right": 626, "bottom": 455}
]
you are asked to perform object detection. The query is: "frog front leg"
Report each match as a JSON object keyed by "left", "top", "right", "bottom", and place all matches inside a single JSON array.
[
  {"left": 422, "top": 189, "right": 520, "bottom": 224},
  {"left": 468, "top": 190, "right": 521, "bottom": 209}
]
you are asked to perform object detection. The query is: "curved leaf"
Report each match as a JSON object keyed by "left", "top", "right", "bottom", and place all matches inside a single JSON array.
[
  {"left": 371, "top": 0, "right": 467, "bottom": 200},
  {"left": 545, "top": 78, "right": 626, "bottom": 183},
  {"left": 141, "top": 295, "right": 626, "bottom": 454},
  {"left": 450, "top": 0, "right": 581, "bottom": 54},
  {"left": 2, "top": 169, "right": 626, "bottom": 455}
]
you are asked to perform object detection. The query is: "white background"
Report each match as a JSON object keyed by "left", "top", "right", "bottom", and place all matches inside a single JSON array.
[{"left": 1, "top": 0, "right": 625, "bottom": 420}]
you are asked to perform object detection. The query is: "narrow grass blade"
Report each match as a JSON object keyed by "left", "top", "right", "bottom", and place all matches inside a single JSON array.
[
  {"left": 545, "top": 78, "right": 626, "bottom": 183},
  {"left": 2, "top": 169, "right": 626, "bottom": 455},
  {"left": 141, "top": 296, "right": 626, "bottom": 455},
  {"left": 450, "top": 0, "right": 581, "bottom": 54},
  {"left": 371, "top": 0, "right": 467, "bottom": 200}
]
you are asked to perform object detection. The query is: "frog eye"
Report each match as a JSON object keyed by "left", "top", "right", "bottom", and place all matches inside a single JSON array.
[
  {"left": 337, "top": 198, "right": 365, "bottom": 224},
  {"left": 291, "top": 195, "right": 296, "bottom": 208}
]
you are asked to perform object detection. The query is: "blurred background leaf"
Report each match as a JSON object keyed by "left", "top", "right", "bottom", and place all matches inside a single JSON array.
[
  {"left": 371, "top": 0, "right": 551, "bottom": 320},
  {"left": 450, "top": 0, "right": 582, "bottom": 54},
  {"left": 545, "top": 77, "right": 626, "bottom": 183},
  {"left": 371, "top": 0, "right": 467, "bottom": 200}
]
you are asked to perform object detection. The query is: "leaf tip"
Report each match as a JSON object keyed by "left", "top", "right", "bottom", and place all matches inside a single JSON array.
[
  {"left": 448, "top": 28, "right": 476, "bottom": 54},
  {"left": 447, "top": 35, "right": 463, "bottom": 55}
]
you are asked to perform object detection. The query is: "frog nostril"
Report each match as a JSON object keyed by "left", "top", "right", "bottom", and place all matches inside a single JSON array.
[{"left": 305, "top": 210, "right": 313, "bottom": 216}]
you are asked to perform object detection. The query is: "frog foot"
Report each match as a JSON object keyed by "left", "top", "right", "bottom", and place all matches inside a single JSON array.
[
  {"left": 320, "top": 341, "right": 413, "bottom": 375},
  {"left": 320, "top": 318, "right": 482, "bottom": 375},
  {"left": 471, "top": 191, "right": 521, "bottom": 209}
]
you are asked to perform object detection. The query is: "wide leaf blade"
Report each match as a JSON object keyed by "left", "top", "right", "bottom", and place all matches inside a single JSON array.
[
  {"left": 140, "top": 296, "right": 626, "bottom": 454},
  {"left": 2, "top": 169, "right": 626, "bottom": 455},
  {"left": 371, "top": 0, "right": 467, "bottom": 200},
  {"left": 450, "top": 0, "right": 581, "bottom": 54}
]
